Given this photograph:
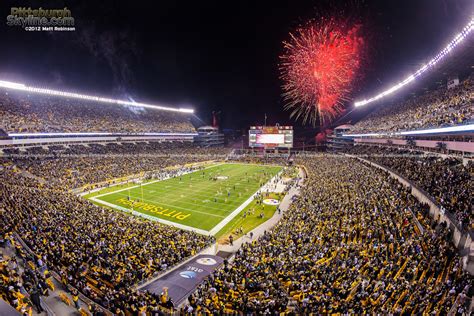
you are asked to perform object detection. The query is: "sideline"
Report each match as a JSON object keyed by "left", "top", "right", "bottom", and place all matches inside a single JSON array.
[
  {"left": 217, "top": 167, "right": 304, "bottom": 252},
  {"left": 89, "top": 162, "right": 224, "bottom": 199},
  {"left": 208, "top": 169, "right": 284, "bottom": 235},
  {"left": 89, "top": 163, "right": 286, "bottom": 236},
  {"left": 87, "top": 198, "right": 211, "bottom": 235}
]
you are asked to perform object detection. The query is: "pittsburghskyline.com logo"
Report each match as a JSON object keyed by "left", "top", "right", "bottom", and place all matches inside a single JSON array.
[{"left": 6, "top": 7, "right": 75, "bottom": 32}]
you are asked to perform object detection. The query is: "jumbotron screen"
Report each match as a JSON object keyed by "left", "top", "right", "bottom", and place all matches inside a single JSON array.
[{"left": 248, "top": 126, "right": 293, "bottom": 148}]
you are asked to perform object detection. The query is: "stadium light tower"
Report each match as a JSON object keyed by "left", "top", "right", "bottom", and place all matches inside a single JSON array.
[
  {"left": 0, "top": 80, "right": 194, "bottom": 113},
  {"left": 354, "top": 18, "right": 474, "bottom": 107},
  {"left": 343, "top": 123, "right": 474, "bottom": 137}
]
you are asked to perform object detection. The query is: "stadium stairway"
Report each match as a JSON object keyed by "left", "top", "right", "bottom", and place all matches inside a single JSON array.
[
  {"left": 1, "top": 243, "right": 80, "bottom": 316},
  {"left": 217, "top": 167, "right": 304, "bottom": 253},
  {"left": 8, "top": 233, "right": 106, "bottom": 316},
  {"left": 35, "top": 278, "right": 82, "bottom": 316}
]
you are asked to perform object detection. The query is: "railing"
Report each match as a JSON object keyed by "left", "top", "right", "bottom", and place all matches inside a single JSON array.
[
  {"left": 365, "top": 157, "right": 472, "bottom": 240},
  {"left": 347, "top": 155, "right": 473, "bottom": 260},
  {"left": 0, "top": 133, "right": 197, "bottom": 147},
  {"left": 40, "top": 297, "right": 56, "bottom": 316},
  {"left": 353, "top": 137, "right": 474, "bottom": 154},
  {"left": 447, "top": 292, "right": 473, "bottom": 315},
  {"left": 12, "top": 232, "right": 114, "bottom": 316}
]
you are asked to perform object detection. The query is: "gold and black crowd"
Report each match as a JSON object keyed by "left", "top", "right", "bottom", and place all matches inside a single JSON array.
[{"left": 1, "top": 143, "right": 472, "bottom": 315}]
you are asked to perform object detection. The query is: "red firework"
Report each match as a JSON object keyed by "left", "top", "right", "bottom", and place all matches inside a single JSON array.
[{"left": 280, "top": 19, "right": 365, "bottom": 126}]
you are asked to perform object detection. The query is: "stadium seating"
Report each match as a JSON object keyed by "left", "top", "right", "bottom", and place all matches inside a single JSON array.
[
  {"left": 1, "top": 238, "right": 32, "bottom": 315},
  {"left": 0, "top": 91, "right": 195, "bottom": 133},
  {"left": 347, "top": 145, "right": 473, "bottom": 231},
  {"left": 184, "top": 156, "right": 472, "bottom": 314},
  {"left": 351, "top": 73, "right": 473, "bottom": 134},
  {"left": 0, "top": 142, "right": 232, "bottom": 313},
  {"left": 0, "top": 142, "right": 472, "bottom": 315},
  {"left": 7, "top": 142, "right": 230, "bottom": 189},
  {"left": 1, "top": 141, "right": 472, "bottom": 314}
]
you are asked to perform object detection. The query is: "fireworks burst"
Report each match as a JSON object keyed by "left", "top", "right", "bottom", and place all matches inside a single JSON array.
[{"left": 280, "top": 19, "right": 366, "bottom": 126}]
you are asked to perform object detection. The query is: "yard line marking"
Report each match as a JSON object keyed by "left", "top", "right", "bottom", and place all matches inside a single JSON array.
[
  {"left": 145, "top": 165, "right": 278, "bottom": 213},
  {"left": 208, "top": 168, "right": 284, "bottom": 235},
  {"left": 131, "top": 188, "right": 243, "bottom": 211},
  {"left": 89, "top": 197, "right": 210, "bottom": 235},
  {"left": 106, "top": 192, "right": 226, "bottom": 218},
  {"left": 88, "top": 163, "right": 284, "bottom": 234},
  {"left": 115, "top": 164, "right": 276, "bottom": 212},
  {"left": 144, "top": 165, "right": 264, "bottom": 210},
  {"left": 130, "top": 179, "right": 250, "bottom": 211},
  {"left": 92, "top": 162, "right": 225, "bottom": 199}
]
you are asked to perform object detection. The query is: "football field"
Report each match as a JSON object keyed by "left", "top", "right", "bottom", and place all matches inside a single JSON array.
[{"left": 87, "top": 163, "right": 282, "bottom": 235}]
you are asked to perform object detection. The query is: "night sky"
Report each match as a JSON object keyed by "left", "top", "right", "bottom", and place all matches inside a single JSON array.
[{"left": 0, "top": 0, "right": 472, "bottom": 130}]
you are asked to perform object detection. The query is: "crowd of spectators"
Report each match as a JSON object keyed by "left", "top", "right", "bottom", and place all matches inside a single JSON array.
[
  {"left": 352, "top": 73, "right": 473, "bottom": 134},
  {"left": 0, "top": 160, "right": 213, "bottom": 314},
  {"left": 1, "top": 236, "right": 31, "bottom": 315},
  {"left": 185, "top": 156, "right": 472, "bottom": 314},
  {"left": 5, "top": 141, "right": 230, "bottom": 189},
  {"left": 0, "top": 90, "right": 196, "bottom": 133},
  {"left": 227, "top": 153, "right": 290, "bottom": 166},
  {"left": 0, "top": 141, "right": 235, "bottom": 314},
  {"left": 1, "top": 140, "right": 472, "bottom": 314},
  {"left": 1, "top": 231, "right": 59, "bottom": 315},
  {"left": 347, "top": 145, "right": 473, "bottom": 231}
]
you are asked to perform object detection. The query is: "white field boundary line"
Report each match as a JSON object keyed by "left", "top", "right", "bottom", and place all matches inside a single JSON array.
[
  {"left": 225, "top": 162, "right": 284, "bottom": 168},
  {"left": 103, "top": 164, "right": 279, "bottom": 220},
  {"left": 208, "top": 168, "right": 284, "bottom": 235},
  {"left": 108, "top": 191, "right": 226, "bottom": 218},
  {"left": 90, "top": 163, "right": 283, "bottom": 236},
  {"left": 91, "top": 164, "right": 265, "bottom": 213},
  {"left": 91, "top": 163, "right": 278, "bottom": 212},
  {"left": 139, "top": 163, "right": 281, "bottom": 220},
  {"left": 89, "top": 165, "right": 268, "bottom": 234},
  {"left": 91, "top": 162, "right": 225, "bottom": 199},
  {"left": 137, "top": 163, "right": 272, "bottom": 211},
  {"left": 128, "top": 169, "right": 270, "bottom": 199},
  {"left": 76, "top": 160, "right": 218, "bottom": 196},
  {"left": 88, "top": 197, "right": 210, "bottom": 235}
]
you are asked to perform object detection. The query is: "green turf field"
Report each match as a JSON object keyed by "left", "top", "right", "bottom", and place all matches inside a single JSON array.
[
  {"left": 215, "top": 192, "right": 283, "bottom": 242},
  {"left": 87, "top": 163, "right": 282, "bottom": 234}
]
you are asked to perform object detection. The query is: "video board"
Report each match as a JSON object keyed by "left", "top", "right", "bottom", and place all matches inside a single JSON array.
[{"left": 248, "top": 126, "right": 293, "bottom": 148}]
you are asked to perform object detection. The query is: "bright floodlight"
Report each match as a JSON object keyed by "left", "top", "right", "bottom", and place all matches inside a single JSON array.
[
  {"left": 342, "top": 123, "right": 474, "bottom": 137},
  {"left": 354, "top": 19, "right": 474, "bottom": 107},
  {"left": 0, "top": 80, "right": 194, "bottom": 114},
  {"left": 8, "top": 132, "right": 198, "bottom": 137}
]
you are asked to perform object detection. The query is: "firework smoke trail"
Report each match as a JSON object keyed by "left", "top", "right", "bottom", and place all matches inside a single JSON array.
[{"left": 280, "top": 19, "right": 365, "bottom": 126}]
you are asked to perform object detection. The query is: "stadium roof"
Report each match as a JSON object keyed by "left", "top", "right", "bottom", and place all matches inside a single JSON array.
[
  {"left": 354, "top": 19, "right": 474, "bottom": 108},
  {"left": 344, "top": 123, "right": 474, "bottom": 137},
  {"left": 344, "top": 23, "right": 474, "bottom": 127},
  {"left": 0, "top": 80, "right": 194, "bottom": 114},
  {"left": 334, "top": 124, "right": 353, "bottom": 130}
]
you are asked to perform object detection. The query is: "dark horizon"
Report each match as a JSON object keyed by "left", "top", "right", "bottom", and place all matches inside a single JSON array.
[{"left": 0, "top": 0, "right": 472, "bottom": 130}]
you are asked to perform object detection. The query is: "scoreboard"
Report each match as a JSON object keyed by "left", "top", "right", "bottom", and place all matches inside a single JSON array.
[{"left": 248, "top": 126, "right": 293, "bottom": 148}]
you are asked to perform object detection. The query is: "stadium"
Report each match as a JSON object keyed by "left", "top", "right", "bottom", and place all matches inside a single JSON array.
[{"left": 0, "top": 1, "right": 473, "bottom": 315}]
